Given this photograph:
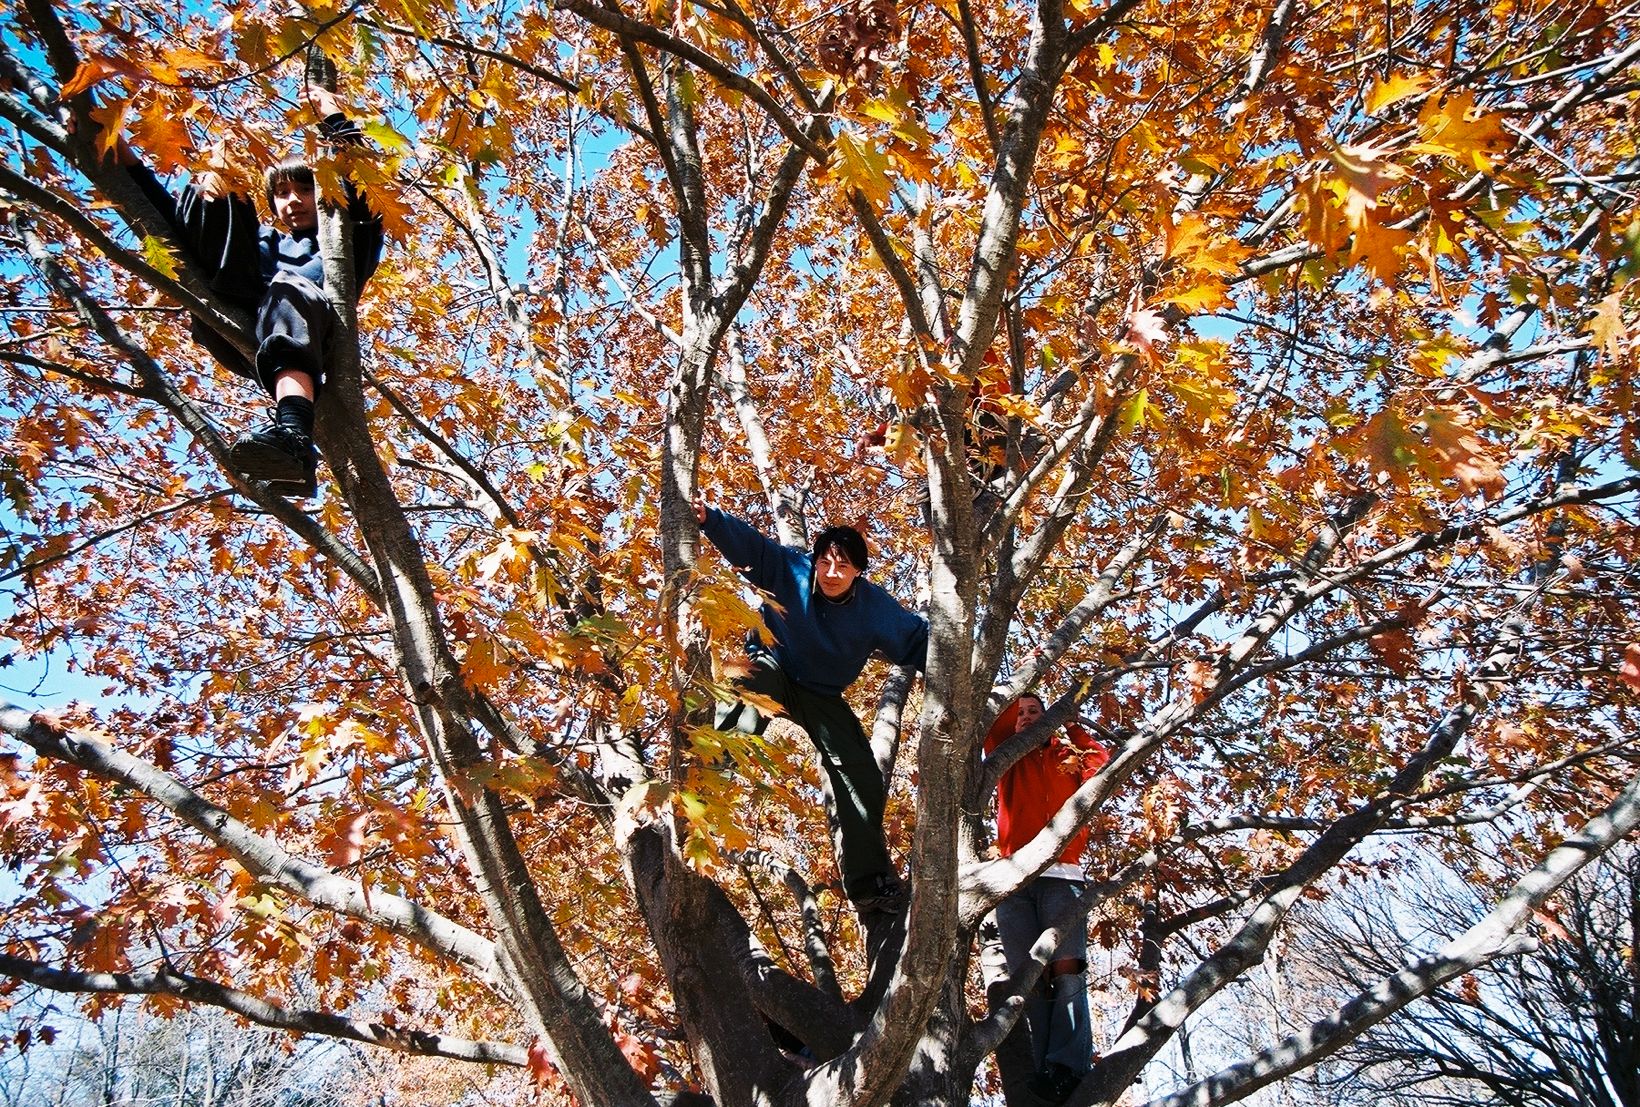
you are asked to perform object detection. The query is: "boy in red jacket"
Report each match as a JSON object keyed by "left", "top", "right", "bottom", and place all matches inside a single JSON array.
[{"left": 984, "top": 693, "right": 1109, "bottom": 1104}]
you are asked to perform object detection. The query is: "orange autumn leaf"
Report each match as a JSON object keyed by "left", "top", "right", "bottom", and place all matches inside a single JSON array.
[
  {"left": 461, "top": 633, "right": 511, "bottom": 689},
  {"left": 1368, "top": 628, "right": 1418, "bottom": 676},
  {"left": 1620, "top": 643, "right": 1640, "bottom": 693},
  {"left": 1421, "top": 407, "right": 1505, "bottom": 499},
  {"left": 59, "top": 57, "right": 123, "bottom": 98},
  {"left": 129, "top": 99, "right": 195, "bottom": 175},
  {"left": 322, "top": 811, "right": 370, "bottom": 869},
  {"left": 1587, "top": 291, "right": 1627, "bottom": 361},
  {"left": 1349, "top": 218, "right": 1416, "bottom": 284},
  {"left": 830, "top": 129, "right": 894, "bottom": 205}
]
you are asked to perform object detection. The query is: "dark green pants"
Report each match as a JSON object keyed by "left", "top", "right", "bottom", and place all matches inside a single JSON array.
[{"left": 717, "top": 659, "right": 892, "bottom": 900}]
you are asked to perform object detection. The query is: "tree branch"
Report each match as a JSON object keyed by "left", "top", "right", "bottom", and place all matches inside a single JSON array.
[
  {"left": 1144, "top": 766, "right": 1640, "bottom": 1107},
  {"left": 551, "top": 0, "right": 827, "bottom": 164},
  {"left": 1, "top": 704, "right": 501, "bottom": 980},
  {"left": 1081, "top": 616, "right": 1528, "bottom": 1099},
  {"left": 1, "top": 489, "right": 230, "bottom": 584},
  {"left": 0, "top": 953, "right": 529, "bottom": 1067},
  {"left": 722, "top": 329, "right": 804, "bottom": 547}
]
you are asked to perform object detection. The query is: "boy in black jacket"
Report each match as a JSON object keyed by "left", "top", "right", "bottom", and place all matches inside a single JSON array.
[{"left": 115, "top": 84, "right": 384, "bottom": 496}]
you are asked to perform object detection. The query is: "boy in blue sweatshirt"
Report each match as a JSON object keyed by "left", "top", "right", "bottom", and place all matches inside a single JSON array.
[
  {"left": 114, "top": 84, "right": 384, "bottom": 496},
  {"left": 695, "top": 497, "right": 928, "bottom": 913}
]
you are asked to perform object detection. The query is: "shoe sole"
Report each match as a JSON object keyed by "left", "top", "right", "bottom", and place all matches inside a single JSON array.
[
  {"left": 260, "top": 476, "right": 318, "bottom": 498},
  {"left": 230, "top": 441, "right": 315, "bottom": 496}
]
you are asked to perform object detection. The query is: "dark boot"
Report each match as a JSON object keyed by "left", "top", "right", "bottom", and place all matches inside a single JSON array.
[
  {"left": 1029, "top": 1063, "right": 1084, "bottom": 1105},
  {"left": 850, "top": 871, "right": 908, "bottom": 915},
  {"left": 230, "top": 396, "right": 316, "bottom": 497}
]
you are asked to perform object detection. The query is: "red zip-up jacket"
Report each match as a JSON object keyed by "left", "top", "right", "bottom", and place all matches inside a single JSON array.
[{"left": 984, "top": 701, "right": 1110, "bottom": 866}]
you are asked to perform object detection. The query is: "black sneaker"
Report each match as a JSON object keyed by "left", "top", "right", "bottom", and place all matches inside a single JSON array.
[
  {"left": 230, "top": 421, "right": 317, "bottom": 498},
  {"left": 1028, "top": 1063, "right": 1084, "bottom": 1105},
  {"left": 851, "top": 872, "right": 907, "bottom": 915}
]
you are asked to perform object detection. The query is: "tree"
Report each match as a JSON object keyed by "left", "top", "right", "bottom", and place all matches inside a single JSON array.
[
  {"left": 0, "top": 995, "right": 376, "bottom": 1107},
  {"left": 0, "top": 0, "right": 1637, "bottom": 1105},
  {"left": 1293, "top": 845, "right": 1639, "bottom": 1107}
]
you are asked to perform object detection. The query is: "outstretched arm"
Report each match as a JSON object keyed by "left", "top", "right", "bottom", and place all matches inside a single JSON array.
[
  {"left": 306, "top": 83, "right": 386, "bottom": 282},
  {"left": 1066, "top": 721, "right": 1110, "bottom": 775},
  {"left": 81, "top": 108, "right": 254, "bottom": 306},
  {"left": 699, "top": 503, "right": 793, "bottom": 593}
]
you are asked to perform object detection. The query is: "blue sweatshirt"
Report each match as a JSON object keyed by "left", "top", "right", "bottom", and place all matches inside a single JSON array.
[{"left": 702, "top": 509, "right": 928, "bottom": 697}]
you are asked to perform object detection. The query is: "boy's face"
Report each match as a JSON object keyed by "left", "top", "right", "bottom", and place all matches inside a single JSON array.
[
  {"left": 272, "top": 177, "right": 317, "bottom": 232},
  {"left": 815, "top": 547, "right": 861, "bottom": 599},
  {"left": 1014, "top": 696, "right": 1045, "bottom": 732}
]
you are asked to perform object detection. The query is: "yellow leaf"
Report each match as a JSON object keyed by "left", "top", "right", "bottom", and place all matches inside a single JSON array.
[
  {"left": 1117, "top": 388, "right": 1150, "bottom": 433},
  {"left": 1170, "top": 376, "right": 1237, "bottom": 424},
  {"left": 298, "top": 701, "right": 337, "bottom": 738},
  {"left": 676, "top": 67, "right": 698, "bottom": 110},
  {"left": 1586, "top": 290, "right": 1626, "bottom": 359},
  {"left": 238, "top": 892, "right": 280, "bottom": 919},
  {"left": 141, "top": 235, "right": 179, "bottom": 280},
  {"left": 1364, "top": 72, "right": 1435, "bottom": 115},
  {"left": 1163, "top": 280, "right": 1232, "bottom": 313},
  {"left": 884, "top": 420, "right": 917, "bottom": 465},
  {"left": 832, "top": 130, "right": 893, "bottom": 206},
  {"left": 858, "top": 86, "right": 934, "bottom": 148},
  {"left": 1412, "top": 89, "right": 1511, "bottom": 171},
  {"left": 361, "top": 120, "right": 412, "bottom": 153}
]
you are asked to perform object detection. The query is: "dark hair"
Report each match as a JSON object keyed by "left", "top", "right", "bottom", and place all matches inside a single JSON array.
[
  {"left": 263, "top": 159, "right": 315, "bottom": 212},
  {"left": 812, "top": 525, "right": 868, "bottom": 573}
]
